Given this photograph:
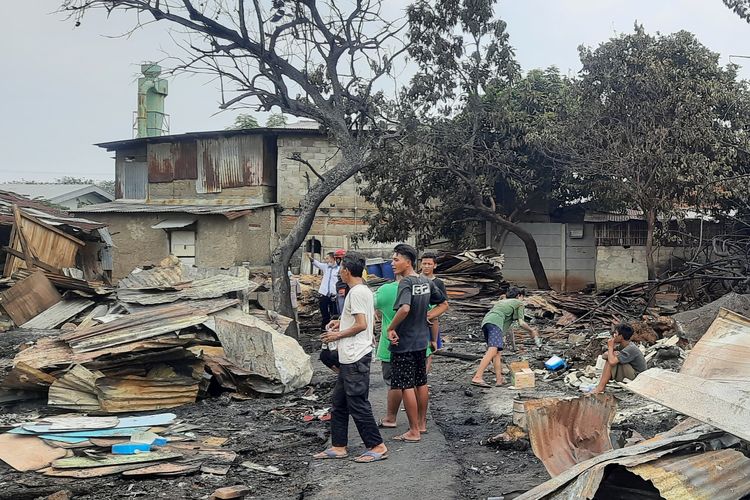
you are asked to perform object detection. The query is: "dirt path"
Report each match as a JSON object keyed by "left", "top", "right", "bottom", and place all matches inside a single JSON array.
[{"left": 306, "top": 361, "right": 463, "bottom": 500}]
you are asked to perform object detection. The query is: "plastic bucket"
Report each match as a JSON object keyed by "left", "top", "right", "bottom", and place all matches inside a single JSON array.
[{"left": 380, "top": 262, "right": 395, "bottom": 279}]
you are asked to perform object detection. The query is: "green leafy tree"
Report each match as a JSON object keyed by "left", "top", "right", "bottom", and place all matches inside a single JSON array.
[
  {"left": 228, "top": 113, "right": 260, "bottom": 130},
  {"left": 360, "top": 0, "right": 570, "bottom": 289},
  {"left": 543, "top": 26, "right": 750, "bottom": 279},
  {"left": 266, "top": 113, "right": 288, "bottom": 127},
  {"left": 723, "top": 0, "right": 750, "bottom": 21}
]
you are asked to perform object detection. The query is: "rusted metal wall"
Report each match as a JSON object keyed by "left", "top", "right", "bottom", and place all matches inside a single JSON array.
[
  {"left": 196, "top": 136, "right": 265, "bottom": 194},
  {"left": 147, "top": 142, "right": 198, "bottom": 182}
]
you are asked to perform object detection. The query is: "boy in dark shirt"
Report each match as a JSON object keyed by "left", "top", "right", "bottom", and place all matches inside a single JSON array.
[
  {"left": 387, "top": 244, "right": 447, "bottom": 442},
  {"left": 592, "top": 322, "right": 647, "bottom": 393},
  {"left": 421, "top": 250, "right": 448, "bottom": 373}
]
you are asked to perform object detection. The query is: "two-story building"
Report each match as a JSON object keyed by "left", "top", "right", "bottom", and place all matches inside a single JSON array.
[{"left": 74, "top": 124, "right": 392, "bottom": 279}]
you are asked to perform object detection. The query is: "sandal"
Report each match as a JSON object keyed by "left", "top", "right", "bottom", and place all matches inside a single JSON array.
[
  {"left": 471, "top": 380, "right": 491, "bottom": 388},
  {"left": 393, "top": 433, "right": 420, "bottom": 443},
  {"left": 354, "top": 450, "right": 389, "bottom": 463},
  {"left": 378, "top": 418, "right": 397, "bottom": 429},
  {"left": 313, "top": 449, "right": 349, "bottom": 460}
]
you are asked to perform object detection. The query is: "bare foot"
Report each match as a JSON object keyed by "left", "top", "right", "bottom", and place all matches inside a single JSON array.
[
  {"left": 590, "top": 387, "right": 605, "bottom": 394},
  {"left": 495, "top": 377, "right": 505, "bottom": 386},
  {"left": 471, "top": 378, "right": 491, "bottom": 388},
  {"left": 378, "top": 418, "right": 397, "bottom": 428}
]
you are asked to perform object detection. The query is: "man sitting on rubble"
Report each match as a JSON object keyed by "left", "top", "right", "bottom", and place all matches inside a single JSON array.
[{"left": 591, "top": 322, "right": 647, "bottom": 394}]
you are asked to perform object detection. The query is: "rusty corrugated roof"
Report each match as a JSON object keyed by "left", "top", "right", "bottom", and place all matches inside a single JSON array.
[
  {"left": 0, "top": 191, "right": 107, "bottom": 232},
  {"left": 71, "top": 200, "right": 275, "bottom": 220},
  {"left": 525, "top": 394, "right": 617, "bottom": 477}
]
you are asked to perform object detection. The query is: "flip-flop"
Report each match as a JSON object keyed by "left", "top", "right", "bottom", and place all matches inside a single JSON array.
[
  {"left": 393, "top": 434, "right": 420, "bottom": 443},
  {"left": 378, "top": 418, "right": 397, "bottom": 429},
  {"left": 471, "top": 381, "right": 491, "bottom": 388},
  {"left": 354, "top": 450, "right": 389, "bottom": 463},
  {"left": 313, "top": 449, "right": 349, "bottom": 460}
]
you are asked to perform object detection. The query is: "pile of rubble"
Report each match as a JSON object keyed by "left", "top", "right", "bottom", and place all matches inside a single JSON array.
[
  {"left": 512, "top": 307, "right": 750, "bottom": 499},
  {"left": 0, "top": 411, "right": 240, "bottom": 479},
  {"left": 0, "top": 256, "right": 313, "bottom": 411}
]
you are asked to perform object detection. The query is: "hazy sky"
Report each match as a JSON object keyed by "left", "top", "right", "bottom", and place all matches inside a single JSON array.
[{"left": 2, "top": 1, "right": 749, "bottom": 182}]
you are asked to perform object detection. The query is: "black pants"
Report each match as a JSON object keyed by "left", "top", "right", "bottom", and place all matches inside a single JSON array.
[
  {"left": 319, "top": 295, "right": 338, "bottom": 329},
  {"left": 330, "top": 353, "right": 383, "bottom": 449}
]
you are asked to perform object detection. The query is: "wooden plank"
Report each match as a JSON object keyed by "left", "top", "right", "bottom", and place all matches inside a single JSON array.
[
  {"left": 21, "top": 299, "right": 94, "bottom": 329},
  {"left": 41, "top": 416, "right": 120, "bottom": 432},
  {"left": 41, "top": 463, "right": 153, "bottom": 477},
  {"left": 121, "top": 462, "right": 200, "bottom": 477},
  {"left": 1, "top": 246, "right": 60, "bottom": 273},
  {"left": 2, "top": 210, "right": 19, "bottom": 276},
  {"left": 0, "top": 270, "right": 62, "bottom": 325},
  {"left": 0, "top": 361, "right": 57, "bottom": 390},
  {"left": 13, "top": 205, "right": 36, "bottom": 270},
  {"left": 52, "top": 451, "right": 182, "bottom": 469},
  {"left": 0, "top": 434, "right": 69, "bottom": 472}
]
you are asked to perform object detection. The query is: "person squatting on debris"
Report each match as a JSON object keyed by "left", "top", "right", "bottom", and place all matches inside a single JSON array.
[
  {"left": 306, "top": 249, "right": 344, "bottom": 329},
  {"left": 472, "top": 287, "right": 540, "bottom": 388},
  {"left": 591, "top": 322, "right": 647, "bottom": 394},
  {"left": 387, "top": 244, "right": 448, "bottom": 441},
  {"left": 420, "top": 250, "right": 448, "bottom": 374},
  {"left": 314, "top": 252, "right": 388, "bottom": 463}
]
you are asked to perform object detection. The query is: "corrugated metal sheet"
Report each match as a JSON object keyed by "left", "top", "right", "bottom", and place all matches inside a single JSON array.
[
  {"left": 95, "top": 126, "right": 324, "bottom": 151},
  {"left": 517, "top": 424, "right": 718, "bottom": 500},
  {"left": 196, "top": 135, "right": 264, "bottom": 193},
  {"left": 117, "top": 162, "right": 148, "bottom": 200},
  {"left": 151, "top": 217, "right": 196, "bottom": 229},
  {"left": 525, "top": 394, "right": 617, "bottom": 477},
  {"left": 584, "top": 209, "right": 645, "bottom": 223},
  {"left": 147, "top": 142, "right": 198, "bottom": 182},
  {"left": 20, "top": 299, "right": 94, "bottom": 329},
  {"left": 117, "top": 274, "right": 255, "bottom": 305},
  {"left": 680, "top": 307, "right": 750, "bottom": 382},
  {"left": 629, "top": 450, "right": 750, "bottom": 500},
  {"left": 0, "top": 191, "right": 106, "bottom": 231},
  {"left": 626, "top": 308, "right": 750, "bottom": 442},
  {"left": 73, "top": 201, "right": 275, "bottom": 220}
]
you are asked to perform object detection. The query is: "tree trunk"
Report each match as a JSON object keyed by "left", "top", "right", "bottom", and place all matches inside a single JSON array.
[
  {"left": 490, "top": 214, "right": 551, "bottom": 290},
  {"left": 645, "top": 207, "right": 657, "bottom": 280},
  {"left": 270, "top": 147, "right": 366, "bottom": 336}
]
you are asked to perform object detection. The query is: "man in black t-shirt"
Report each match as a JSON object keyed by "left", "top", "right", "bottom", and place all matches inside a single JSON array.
[{"left": 387, "top": 243, "right": 447, "bottom": 442}]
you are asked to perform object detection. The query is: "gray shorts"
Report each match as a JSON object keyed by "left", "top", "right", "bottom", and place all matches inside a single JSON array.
[{"left": 382, "top": 361, "right": 392, "bottom": 387}]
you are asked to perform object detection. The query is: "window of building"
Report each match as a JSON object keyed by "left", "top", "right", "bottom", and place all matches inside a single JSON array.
[{"left": 594, "top": 222, "right": 648, "bottom": 246}]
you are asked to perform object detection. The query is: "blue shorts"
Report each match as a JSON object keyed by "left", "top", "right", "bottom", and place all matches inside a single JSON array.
[{"left": 482, "top": 324, "right": 504, "bottom": 350}]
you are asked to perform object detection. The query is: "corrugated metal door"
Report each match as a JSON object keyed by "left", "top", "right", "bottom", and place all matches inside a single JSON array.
[
  {"left": 196, "top": 136, "right": 264, "bottom": 193},
  {"left": 119, "top": 162, "right": 148, "bottom": 199}
]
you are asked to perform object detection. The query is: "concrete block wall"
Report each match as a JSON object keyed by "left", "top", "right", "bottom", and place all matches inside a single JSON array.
[
  {"left": 276, "top": 136, "right": 374, "bottom": 211},
  {"left": 148, "top": 180, "right": 273, "bottom": 204},
  {"left": 595, "top": 246, "right": 649, "bottom": 289}
]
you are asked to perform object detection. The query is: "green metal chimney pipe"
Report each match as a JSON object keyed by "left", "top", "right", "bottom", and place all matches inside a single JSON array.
[{"left": 136, "top": 63, "right": 168, "bottom": 137}]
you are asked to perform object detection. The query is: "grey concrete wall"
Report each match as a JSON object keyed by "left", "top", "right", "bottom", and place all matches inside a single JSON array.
[
  {"left": 595, "top": 246, "right": 649, "bottom": 289},
  {"left": 90, "top": 209, "right": 275, "bottom": 280},
  {"left": 497, "top": 222, "right": 596, "bottom": 291}
]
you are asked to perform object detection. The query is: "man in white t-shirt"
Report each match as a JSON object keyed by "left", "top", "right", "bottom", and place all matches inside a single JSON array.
[{"left": 313, "top": 252, "right": 388, "bottom": 464}]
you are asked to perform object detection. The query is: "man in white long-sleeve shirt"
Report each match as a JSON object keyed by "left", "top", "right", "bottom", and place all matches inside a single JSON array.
[{"left": 306, "top": 251, "right": 342, "bottom": 329}]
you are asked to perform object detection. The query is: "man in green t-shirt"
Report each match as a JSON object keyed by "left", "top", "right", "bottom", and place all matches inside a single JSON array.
[{"left": 471, "top": 287, "right": 541, "bottom": 388}]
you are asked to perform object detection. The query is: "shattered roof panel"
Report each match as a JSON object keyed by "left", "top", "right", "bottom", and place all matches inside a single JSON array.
[{"left": 117, "top": 274, "right": 256, "bottom": 305}]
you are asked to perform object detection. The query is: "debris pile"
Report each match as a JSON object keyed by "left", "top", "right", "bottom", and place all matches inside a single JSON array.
[
  {"left": 0, "top": 412, "right": 238, "bottom": 479},
  {"left": 516, "top": 307, "right": 750, "bottom": 499},
  {"left": 434, "top": 248, "right": 507, "bottom": 316},
  {"left": 0, "top": 256, "right": 313, "bottom": 411}
]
